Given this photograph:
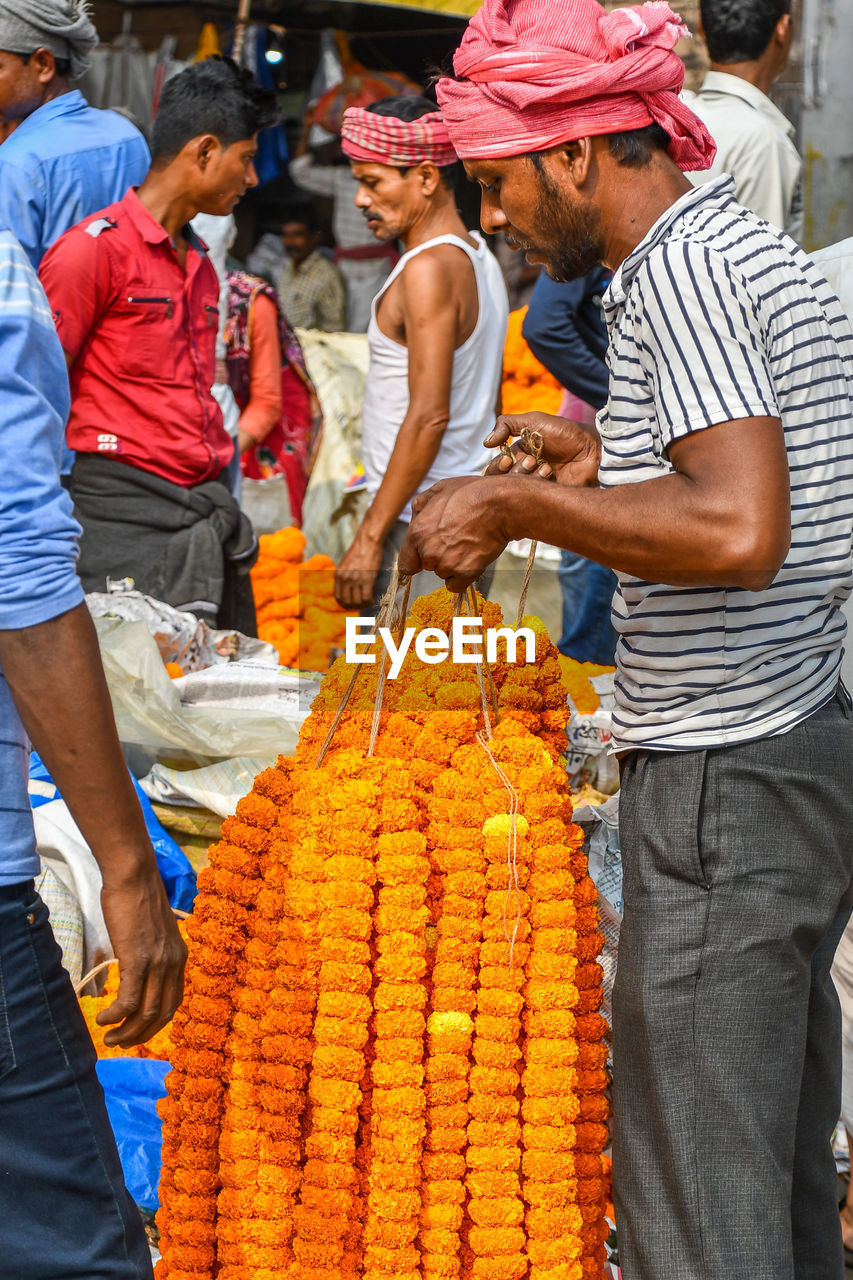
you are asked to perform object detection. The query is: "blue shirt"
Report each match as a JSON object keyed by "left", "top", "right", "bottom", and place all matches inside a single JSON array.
[
  {"left": 0, "top": 231, "right": 84, "bottom": 885},
  {"left": 0, "top": 90, "right": 150, "bottom": 271},
  {"left": 522, "top": 268, "right": 612, "bottom": 411}
]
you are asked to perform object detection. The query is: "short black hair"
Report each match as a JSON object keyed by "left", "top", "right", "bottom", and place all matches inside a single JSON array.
[
  {"left": 607, "top": 122, "right": 671, "bottom": 167},
  {"left": 365, "top": 94, "right": 461, "bottom": 190},
  {"left": 527, "top": 123, "right": 670, "bottom": 172},
  {"left": 700, "top": 0, "right": 789, "bottom": 63},
  {"left": 281, "top": 202, "right": 320, "bottom": 234},
  {"left": 151, "top": 56, "right": 280, "bottom": 162}
]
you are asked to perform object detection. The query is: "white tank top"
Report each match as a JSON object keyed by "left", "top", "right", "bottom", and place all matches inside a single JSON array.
[{"left": 361, "top": 231, "right": 509, "bottom": 522}]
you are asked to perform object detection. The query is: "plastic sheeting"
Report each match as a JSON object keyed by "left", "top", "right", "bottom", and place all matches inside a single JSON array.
[
  {"left": 96, "top": 1059, "right": 170, "bottom": 1212},
  {"left": 29, "top": 752, "right": 197, "bottom": 916}
]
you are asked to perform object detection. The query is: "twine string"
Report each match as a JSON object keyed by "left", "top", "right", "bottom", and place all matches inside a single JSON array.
[{"left": 514, "top": 428, "right": 544, "bottom": 631}]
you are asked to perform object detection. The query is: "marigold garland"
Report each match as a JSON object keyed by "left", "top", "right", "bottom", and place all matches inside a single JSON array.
[{"left": 155, "top": 589, "right": 609, "bottom": 1280}]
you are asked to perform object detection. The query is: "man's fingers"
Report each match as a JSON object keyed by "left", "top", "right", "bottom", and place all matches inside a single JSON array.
[
  {"left": 398, "top": 530, "right": 424, "bottom": 577},
  {"left": 98, "top": 955, "right": 184, "bottom": 1048}
]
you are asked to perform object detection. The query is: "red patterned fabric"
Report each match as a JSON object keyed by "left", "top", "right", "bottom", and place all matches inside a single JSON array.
[
  {"left": 340, "top": 106, "right": 458, "bottom": 168},
  {"left": 436, "top": 0, "right": 716, "bottom": 171}
]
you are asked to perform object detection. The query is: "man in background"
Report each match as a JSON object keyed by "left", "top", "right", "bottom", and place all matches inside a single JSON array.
[
  {"left": 275, "top": 201, "right": 346, "bottom": 331},
  {"left": 0, "top": 225, "right": 185, "bottom": 1278},
  {"left": 290, "top": 129, "right": 395, "bottom": 331},
  {"left": 522, "top": 268, "right": 617, "bottom": 664},
  {"left": 39, "top": 58, "right": 278, "bottom": 632},
  {"left": 333, "top": 95, "right": 507, "bottom": 610},
  {"left": 689, "top": 0, "right": 802, "bottom": 240},
  {"left": 0, "top": 0, "right": 150, "bottom": 270}
]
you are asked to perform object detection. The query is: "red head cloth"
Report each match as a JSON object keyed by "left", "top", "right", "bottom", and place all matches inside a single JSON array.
[
  {"left": 436, "top": 0, "right": 715, "bottom": 171},
  {"left": 341, "top": 106, "right": 458, "bottom": 168}
]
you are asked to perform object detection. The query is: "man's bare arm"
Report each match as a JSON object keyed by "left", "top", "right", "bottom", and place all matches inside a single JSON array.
[
  {"left": 0, "top": 603, "right": 186, "bottom": 1046},
  {"left": 400, "top": 416, "right": 791, "bottom": 593},
  {"left": 334, "top": 248, "right": 469, "bottom": 608}
]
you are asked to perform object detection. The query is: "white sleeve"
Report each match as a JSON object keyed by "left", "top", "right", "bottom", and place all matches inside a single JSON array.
[{"left": 289, "top": 153, "right": 336, "bottom": 197}]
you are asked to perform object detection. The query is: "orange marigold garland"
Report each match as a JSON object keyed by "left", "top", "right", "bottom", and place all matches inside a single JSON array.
[{"left": 155, "top": 588, "right": 609, "bottom": 1280}]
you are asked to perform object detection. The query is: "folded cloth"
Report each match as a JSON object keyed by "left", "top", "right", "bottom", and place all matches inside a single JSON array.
[
  {"left": 70, "top": 454, "right": 258, "bottom": 633},
  {"left": 436, "top": 0, "right": 715, "bottom": 172},
  {"left": 341, "top": 106, "right": 458, "bottom": 168},
  {"left": 0, "top": 0, "right": 98, "bottom": 79}
]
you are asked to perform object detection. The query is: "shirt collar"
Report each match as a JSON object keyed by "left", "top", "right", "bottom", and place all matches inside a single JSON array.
[
  {"left": 120, "top": 188, "right": 208, "bottom": 258},
  {"left": 16, "top": 89, "right": 86, "bottom": 134},
  {"left": 699, "top": 71, "right": 795, "bottom": 139},
  {"left": 606, "top": 175, "right": 736, "bottom": 306}
]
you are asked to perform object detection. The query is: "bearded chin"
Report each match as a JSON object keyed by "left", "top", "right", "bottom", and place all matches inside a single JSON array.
[
  {"left": 533, "top": 175, "right": 604, "bottom": 283},
  {"left": 543, "top": 238, "right": 602, "bottom": 282}
]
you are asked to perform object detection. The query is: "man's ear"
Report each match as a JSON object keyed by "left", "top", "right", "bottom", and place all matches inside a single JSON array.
[
  {"left": 415, "top": 160, "right": 442, "bottom": 198},
  {"left": 556, "top": 138, "right": 594, "bottom": 189},
  {"left": 775, "top": 11, "right": 793, "bottom": 56},
  {"left": 193, "top": 134, "right": 220, "bottom": 171},
  {"left": 31, "top": 47, "right": 58, "bottom": 85}
]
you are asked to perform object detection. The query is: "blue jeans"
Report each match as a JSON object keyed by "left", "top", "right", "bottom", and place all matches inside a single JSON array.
[
  {"left": 0, "top": 881, "right": 152, "bottom": 1279},
  {"left": 557, "top": 549, "right": 617, "bottom": 665}
]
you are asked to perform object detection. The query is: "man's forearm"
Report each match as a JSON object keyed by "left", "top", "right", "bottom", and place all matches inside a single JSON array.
[
  {"left": 494, "top": 468, "right": 787, "bottom": 590},
  {"left": 0, "top": 603, "right": 157, "bottom": 884},
  {"left": 361, "top": 415, "right": 448, "bottom": 543}
]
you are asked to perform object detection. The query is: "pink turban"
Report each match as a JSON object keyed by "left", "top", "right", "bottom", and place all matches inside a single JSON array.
[
  {"left": 341, "top": 107, "right": 458, "bottom": 168},
  {"left": 436, "top": 0, "right": 715, "bottom": 171}
]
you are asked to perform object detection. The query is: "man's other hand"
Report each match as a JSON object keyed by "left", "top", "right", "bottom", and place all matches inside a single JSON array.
[
  {"left": 485, "top": 412, "right": 601, "bottom": 487},
  {"left": 96, "top": 868, "right": 186, "bottom": 1048},
  {"left": 334, "top": 530, "right": 384, "bottom": 610}
]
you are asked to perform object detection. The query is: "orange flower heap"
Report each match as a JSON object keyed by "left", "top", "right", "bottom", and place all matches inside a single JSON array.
[
  {"left": 156, "top": 588, "right": 609, "bottom": 1280},
  {"left": 250, "top": 525, "right": 352, "bottom": 670}
]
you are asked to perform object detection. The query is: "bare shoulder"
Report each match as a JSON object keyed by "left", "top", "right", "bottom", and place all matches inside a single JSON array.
[{"left": 400, "top": 240, "right": 477, "bottom": 309}]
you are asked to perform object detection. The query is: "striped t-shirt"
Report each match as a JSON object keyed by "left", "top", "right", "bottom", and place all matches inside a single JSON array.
[{"left": 598, "top": 176, "right": 853, "bottom": 752}]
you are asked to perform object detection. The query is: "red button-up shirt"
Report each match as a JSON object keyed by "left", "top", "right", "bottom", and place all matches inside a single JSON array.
[{"left": 39, "top": 188, "right": 233, "bottom": 487}]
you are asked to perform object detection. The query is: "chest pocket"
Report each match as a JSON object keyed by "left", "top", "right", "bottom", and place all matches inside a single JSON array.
[
  {"left": 598, "top": 412, "right": 670, "bottom": 483},
  {"left": 111, "top": 292, "right": 177, "bottom": 382}
]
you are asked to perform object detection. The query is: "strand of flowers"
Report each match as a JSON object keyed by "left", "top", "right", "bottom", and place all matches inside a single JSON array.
[
  {"left": 156, "top": 787, "right": 281, "bottom": 1280},
  {"left": 464, "top": 732, "right": 534, "bottom": 1280},
  {"left": 418, "top": 742, "right": 490, "bottom": 1280},
  {"left": 519, "top": 743, "right": 586, "bottom": 1280},
  {"left": 291, "top": 752, "right": 381, "bottom": 1280},
  {"left": 215, "top": 760, "right": 316, "bottom": 1279},
  {"left": 361, "top": 810, "right": 430, "bottom": 1280}
]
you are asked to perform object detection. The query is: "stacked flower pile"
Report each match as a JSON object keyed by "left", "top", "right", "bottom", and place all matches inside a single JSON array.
[
  {"left": 250, "top": 526, "right": 352, "bottom": 670},
  {"left": 155, "top": 589, "right": 609, "bottom": 1280},
  {"left": 502, "top": 309, "right": 563, "bottom": 416}
]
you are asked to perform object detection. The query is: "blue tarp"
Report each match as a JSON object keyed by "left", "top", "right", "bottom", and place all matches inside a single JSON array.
[
  {"left": 96, "top": 1058, "right": 169, "bottom": 1212},
  {"left": 29, "top": 752, "right": 197, "bottom": 912}
]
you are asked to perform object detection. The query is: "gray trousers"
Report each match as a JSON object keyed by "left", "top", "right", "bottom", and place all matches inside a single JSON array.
[{"left": 614, "top": 687, "right": 853, "bottom": 1280}]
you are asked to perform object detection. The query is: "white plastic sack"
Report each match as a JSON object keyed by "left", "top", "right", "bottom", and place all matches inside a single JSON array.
[
  {"left": 565, "top": 672, "right": 620, "bottom": 795},
  {"left": 33, "top": 799, "right": 111, "bottom": 982},
  {"left": 140, "top": 755, "right": 280, "bottom": 819},
  {"left": 94, "top": 616, "right": 308, "bottom": 772},
  {"left": 87, "top": 589, "right": 278, "bottom": 672}
]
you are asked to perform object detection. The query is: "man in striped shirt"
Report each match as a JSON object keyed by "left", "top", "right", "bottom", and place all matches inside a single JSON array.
[{"left": 400, "top": 1, "right": 853, "bottom": 1276}]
